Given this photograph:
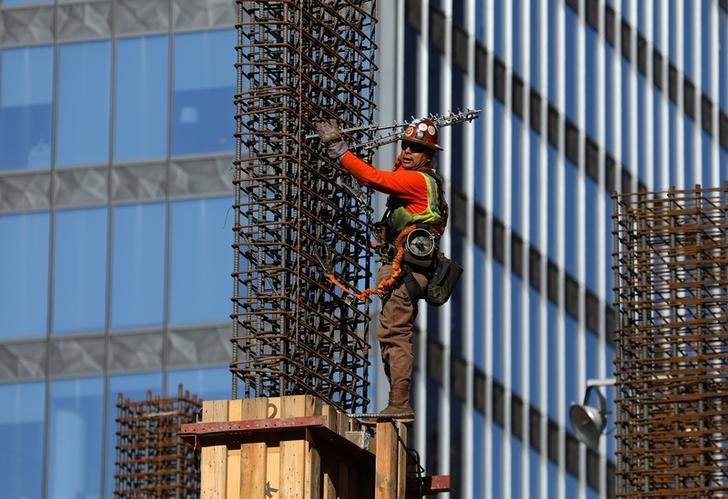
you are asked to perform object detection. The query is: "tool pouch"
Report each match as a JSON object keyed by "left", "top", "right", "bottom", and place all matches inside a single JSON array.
[{"left": 425, "top": 252, "right": 463, "bottom": 306}]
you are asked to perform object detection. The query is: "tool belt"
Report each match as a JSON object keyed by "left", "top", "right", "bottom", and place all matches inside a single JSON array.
[{"left": 399, "top": 252, "right": 462, "bottom": 306}]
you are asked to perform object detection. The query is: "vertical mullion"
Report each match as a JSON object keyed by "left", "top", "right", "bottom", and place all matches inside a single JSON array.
[
  {"left": 710, "top": 0, "right": 721, "bottom": 185},
  {"left": 437, "top": 0, "right": 453, "bottom": 482},
  {"left": 645, "top": 1, "right": 654, "bottom": 191},
  {"left": 462, "top": 1, "right": 476, "bottom": 498},
  {"left": 501, "top": 0, "right": 513, "bottom": 496},
  {"left": 693, "top": 1, "right": 703, "bottom": 186},
  {"left": 555, "top": 0, "right": 566, "bottom": 495},
  {"left": 536, "top": 0, "right": 550, "bottom": 495},
  {"left": 576, "top": 0, "right": 587, "bottom": 495},
  {"left": 41, "top": 4, "right": 61, "bottom": 495},
  {"left": 373, "top": 0, "right": 401, "bottom": 414},
  {"left": 483, "top": 0, "right": 496, "bottom": 495},
  {"left": 414, "top": 0, "right": 429, "bottom": 466},
  {"left": 596, "top": 1, "right": 609, "bottom": 494},
  {"left": 162, "top": 0, "right": 174, "bottom": 395},
  {"left": 675, "top": 0, "right": 685, "bottom": 188},
  {"left": 628, "top": 2, "right": 638, "bottom": 192},
  {"left": 519, "top": 0, "right": 533, "bottom": 496},
  {"left": 100, "top": 10, "right": 117, "bottom": 495},
  {"left": 659, "top": 3, "right": 670, "bottom": 191}
]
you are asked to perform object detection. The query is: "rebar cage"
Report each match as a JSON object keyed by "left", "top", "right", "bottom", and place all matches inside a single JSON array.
[
  {"left": 114, "top": 386, "right": 202, "bottom": 497},
  {"left": 612, "top": 184, "right": 728, "bottom": 496},
  {"left": 231, "top": 0, "right": 378, "bottom": 412}
]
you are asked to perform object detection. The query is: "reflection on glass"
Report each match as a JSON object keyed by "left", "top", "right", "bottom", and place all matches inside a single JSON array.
[
  {"left": 48, "top": 377, "right": 103, "bottom": 499},
  {"left": 172, "top": 30, "right": 235, "bottom": 156},
  {"left": 0, "top": 381, "right": 44, "bottom": 499},
  {"left": 169, "top": 197, "right": 232, "bottom": 325},
  {"left": 0, "top": 45, "right": 53, "bottom": 170},
  {"left": 57, "top": 40, "right": 110, "bottom": 166},
  {"left": 104, "top": 372, "right": 162, "bottom": 499},
  {"left": 168, "top": 366, "right": 229, "bottom": 401},
  {"left": 111, "top": 203, "right": 164, "bottom": 329},
  {"left": 53, "top": 207, "right": 107, "bottom": 334},
  {"left": 2, "top": 0, "right": 53, "bottom": 4},
  {"left": 115, "top": 36, "right": 168, "bottom": 162},
  {"left": 0, "top": 212, "right": 49, "bottom": 339}
]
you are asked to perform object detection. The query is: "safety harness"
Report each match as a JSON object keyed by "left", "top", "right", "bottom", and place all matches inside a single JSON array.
[{"left": 321, "top": 168, "right": 448, "bottom": 302}]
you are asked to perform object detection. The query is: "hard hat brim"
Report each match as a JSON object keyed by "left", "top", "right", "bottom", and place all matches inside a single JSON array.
[{"left": 400, "top": 138, "right": 444, "bottom": 151}]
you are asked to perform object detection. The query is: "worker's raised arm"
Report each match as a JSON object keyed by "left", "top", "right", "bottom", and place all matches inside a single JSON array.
[{"left": 339, "top": 151, "right": 426, "bottom": 202}]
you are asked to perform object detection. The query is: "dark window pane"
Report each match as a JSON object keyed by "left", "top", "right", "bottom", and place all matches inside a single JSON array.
[
  {"left": 547, "top": 302, "right": 558, "bottom": 420},
  {"left": 172, "top": 30, "right": 235, "bottom": 156},
  {"left": 565, "top": 160, "right": 577, "bottom": 276},
  {"left": 111, "top": 203, "right": 165, "bottom": 329},
  {"left": 48, "top": 377, "right": 103, "bottom": 499},
  {"left": 170, "top": 197, "right": 232, "bottom": 325},
  {"left": 585, "top": 25, "right": 597, "bottom": 138},
  {"left": 684, "top": 1, "right": 693, "bottom": 80},
  {"left": 57, "top": 41, "right": 111, "bottom": 166},
  {"left": 511, "top": 274, "right": 522, "bottom": 395},
  {"left": 104, "top": 372, "right": 163, "bottom": 499},
  {"left": 474, "top": 88, "right": 485, "bottom": 204},
  {"left": 53, "top": 208, "right": 107, "bottom": 334},
  {"left": 473, "top": 245, "right": 485, "bottom": 370},
  {"left": 585, "top": 176, "right": 598, "bottom": 293},
  {"left": 528, "top": 288, "right": 539, "bottom": 407},
  {"left": 114, "top": 36, "right": 168, "bottom": 162},
  {"left": 0, "top": 46, "right": 53, "bottom": 170},
  {"left": 565, "top": 7, "right": 577, "bottom": 122},
  {"left": 168, "top": 367, "right": 229, "bottom": 400},
  {"left": 0, "top": 381, "right": 44, "bottom": 499},
  {"left": 493, "top": 99, "right": 503, "bottom": 219},
  {"left": 512, "top": 117, "right": 522, "bottom": 234},
  {"left": 565, "top": 315, "right": 577, "bottom": 432},
  {"left": 0, "top": 212, "right": 49, "bottom": 339},
  {"left": 492, "top": 259, "right": 503, "bottom": 382}
]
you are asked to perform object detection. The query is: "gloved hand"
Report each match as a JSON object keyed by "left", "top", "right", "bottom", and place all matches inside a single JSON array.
[{"left": 315, "top": 119, "right": 348, "bottom": 159}]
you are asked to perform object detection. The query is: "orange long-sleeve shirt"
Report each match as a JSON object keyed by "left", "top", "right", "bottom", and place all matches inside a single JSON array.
[{"left": 339, "top": 151, "right": 429, "bottom": 215}]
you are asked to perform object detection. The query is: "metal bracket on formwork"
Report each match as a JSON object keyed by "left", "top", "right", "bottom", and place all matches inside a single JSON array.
[{"left": 178, "top": 415, "right": 375, "bottom": 467}]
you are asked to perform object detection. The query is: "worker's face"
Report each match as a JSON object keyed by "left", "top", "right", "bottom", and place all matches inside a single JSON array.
[{"left": 398, "top": 141, "right": 434, "bottom": 169}]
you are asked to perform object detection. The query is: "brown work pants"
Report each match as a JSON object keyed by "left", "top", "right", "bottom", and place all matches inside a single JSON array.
[{"left": 375, "top": 264, "right": 429, "bottom": 391}]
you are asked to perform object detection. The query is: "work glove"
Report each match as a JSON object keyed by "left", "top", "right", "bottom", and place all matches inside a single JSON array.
[{"left": 315, "top": 119, "right": 348, "bottom": 159}]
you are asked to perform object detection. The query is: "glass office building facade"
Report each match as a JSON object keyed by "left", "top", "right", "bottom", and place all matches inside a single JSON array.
[
  {"left": 0, "top": 0, "right": 726, "bottom": 498},
  {"left": 374, "top": 1, "right": 728, "bottom": 498},
  {"left": 0, "top": 1, "right": 236, "bottom": 497}
]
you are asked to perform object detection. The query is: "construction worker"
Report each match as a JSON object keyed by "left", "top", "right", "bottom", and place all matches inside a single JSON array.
[{"left": 315, "top": 118, "right": 447, "bottom": 421}]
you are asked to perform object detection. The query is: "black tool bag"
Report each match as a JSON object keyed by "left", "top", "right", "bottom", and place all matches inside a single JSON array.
[{"left": 425, "top": 252, "right": 463, "bottom": 306}]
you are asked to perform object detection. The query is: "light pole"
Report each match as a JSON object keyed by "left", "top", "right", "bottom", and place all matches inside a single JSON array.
[{"left": 569, "top": 377, "right": 616, "bottom": 450}]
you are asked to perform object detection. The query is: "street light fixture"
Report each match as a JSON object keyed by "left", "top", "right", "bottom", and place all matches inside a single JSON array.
[{"left": 569, "top": 378, "right": 615, "bottom": 450}]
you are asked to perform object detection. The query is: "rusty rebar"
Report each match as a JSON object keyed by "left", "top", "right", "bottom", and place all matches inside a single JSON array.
[
  {"left": 612, "top": 183, "right": 728, "bottom": 497},
  {"left": 231, "top": 1, "right": 378, "bottom": 412},
  {"left": 114, "top": 385, "right": 201, "bottom": 497}
]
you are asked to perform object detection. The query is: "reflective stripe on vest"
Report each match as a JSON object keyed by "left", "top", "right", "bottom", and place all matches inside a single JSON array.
[{"left": 386, "top": 170, "right": 443, "bottom": 232}]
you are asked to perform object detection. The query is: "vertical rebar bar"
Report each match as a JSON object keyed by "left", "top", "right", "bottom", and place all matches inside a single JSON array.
[
  {"left": 613, "top": 185, "right": 728, "bottom": 497},
  {"left": 230, "top": 0, "right": 378, "bottom": 412}
]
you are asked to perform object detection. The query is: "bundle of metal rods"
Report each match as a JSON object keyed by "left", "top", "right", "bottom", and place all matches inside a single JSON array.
[
  {"left": 612, "top": 183, "right": 728, "bottom": 496},
  {"left": 231, "top": 0, "right": 378, "bottom": 412},
  {"left": 114, "top": 385, "right": 201, "bottom": 497}
]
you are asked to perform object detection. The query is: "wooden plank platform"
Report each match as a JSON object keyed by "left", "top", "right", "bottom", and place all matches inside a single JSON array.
[{"left": 180, "top": 395, "right": 449, "bottom": 498}]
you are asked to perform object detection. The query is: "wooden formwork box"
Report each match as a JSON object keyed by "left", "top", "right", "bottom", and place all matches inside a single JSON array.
[{"left": 180, "top": 395, "right": 413, "bottom": 499}]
